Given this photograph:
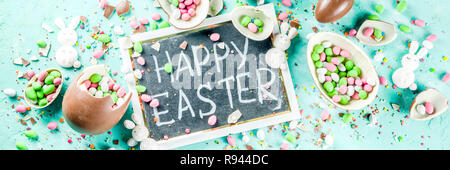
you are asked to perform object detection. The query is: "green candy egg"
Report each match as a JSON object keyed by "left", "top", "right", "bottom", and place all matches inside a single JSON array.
[
  {"left": 345, "top": 60, "right": 354, "bottom": 70},
  {"left": 37, "top": 40, "right": 47, "bottom": 48},
  {"left": 36, "top": 90, "right": 44, "bottom": 99},
  {"left": 24, "top": 130, "right": 38, "bottom": 138},
  {"left": 25, "top": 87, "right": 37, "bottom": 101},
  {"left": 326, "top": 56, "right": 332, "bottom": 62},
  {"left": 339, "top": 71, "right": 347, "bottom": 78},
  {"left": 311, "top": 53, "right": 320, "bottom": 61},
  {"left": 342, "top": 113, "right": 353, "bottom": 123},
  {"left": 339, "top": 95, "right": 350, "bottom": 105},
  {"left": 32, "top": 82, "right": 42, "bottom": 91},
  {"left": 44, "top": 75, "right": 55, "bottom": 85},
  {"left": 374, "top": 29, "right": 382, "bottom": 39},
  {"left": 240, "top": 16, "right": 251, "bottom": 27},
  {"left": 98, "top": 34, "right": 111, "bottom": 44},
  {"left": 399, "top": 25, "right": 411, "bottom": 33},
  {"left": 359, "top": 90, "right": 368, "bottom": 99},
  {"left": 368, "top": 14, "right": 379, "bottom": 20},
  {"left": 136, "top": 85, "right": 147, "bottom": 93},
  {"left": 111, "top": 92, "right": 118, "bottom": 103},
  {"left": 347, "top": 70, "right": 359, "bottom": 78},
  {"left": 42, "top": 84, "right": 55, "bottom": 95},
  {"left": 150, "top": 22, "right": 158, "bottom": 30},
  {"left": 89, "top": 73, "right": 102, "bottom": 83},
  {"left": 314, "top": 44, "right": 324, "bottom": 54},
  {"left": 396, "top": 0, "right": 407, "bottom": 13},
  {"left": 325, "top": 48, "right": 333, "bottom": 56},
  {"left": 171, "top": 0, "right": 179, "bottom": 7},
  {"left": 338, "top": 78, "right": 348, "bottom": 86},
  {"left": 258, "top": 27, "right": 263, "bottom": 32},
  {"left": 353, "top": 66, "right": 361, "bottom": 75},
  {"left": 49, "top": 71, "right": 61, "bottom": 78},
  {"left": 159, "top": 21, "right": 170, "bottom": 29},
  {"left": 375, "top": 4, "right": 384, "bottom": 14},
  {"left": 327, "top": 89, "right": 338, "bottom": 98},
  {"left": 285, "top": 133, "right": 296, "bottom": 143},
  {"left": 323, "top": 81, "right": 335, "bottom": 93},
  {"left": 134, "top": 42, "right": 143, "bottom": 53},
  {"left": 253, "top": 19, "right": 264, "bottom": 27},
  {"left": 16, "top": 141, "right": 27, "bottom": 150},
  {"left": 315, "top": 61, "right": 324, "bottom": 68},
  {"left": 164, "top": 63, "right": 173, "bottom": 73}
]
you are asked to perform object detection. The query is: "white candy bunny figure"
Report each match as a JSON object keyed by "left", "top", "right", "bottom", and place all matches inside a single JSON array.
[
  {"left": 265, "top": 20, "right": 297, "bottom": 69},
  {"left": 392, "top": 38, "right": 434, "bottom": 89},
  {"left": 54, "top": 16, "right": 80, "bottom": 68}
]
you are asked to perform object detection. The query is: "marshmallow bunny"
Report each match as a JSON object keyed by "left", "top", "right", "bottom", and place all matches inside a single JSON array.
[
  {"left": 54, "top": 16, "right": 80, "bottom": 68},
  {"left": 392, "top": 38, "right": 434, "bottom": 89},
  {"left": 265, "top": 21, "right": 297, "bottom": 69}
]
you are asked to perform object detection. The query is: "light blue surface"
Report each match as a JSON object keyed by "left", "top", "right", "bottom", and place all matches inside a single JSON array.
[{"left": 0, "top": 0, "right": 448, "bottom": 150}]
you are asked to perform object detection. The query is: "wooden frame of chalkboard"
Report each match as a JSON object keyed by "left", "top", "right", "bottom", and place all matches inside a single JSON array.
[{"left": 118, "top": 3, "right": 300, "bottom": 149}]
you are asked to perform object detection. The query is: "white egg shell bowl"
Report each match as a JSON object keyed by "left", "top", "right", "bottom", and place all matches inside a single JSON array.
[
  {"left": 208, "top": 0, "right": 223, "bottom": 16},
  {"left": 356, "top": 20, "right": 397, "bottom": 46},
  {"left": 231, "top": 6, "right": 274, "bottom": 41},
  {"left": 410, "top": 88, "right": 448, "bottom": 121},
  {"left": 307, "top": 32, "right": 380, "bottom": 110},
  {"left": 158, "top": 0, "right": 209, "bottom": 30},
  {"left": 24, "top": 68, "right": 63, "bottom": 109}
]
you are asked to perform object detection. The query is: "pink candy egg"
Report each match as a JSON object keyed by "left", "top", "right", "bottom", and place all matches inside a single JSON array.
[
  {"left": 321, "top": 110, "right": 329, "bottom": 120},
  {"left": 355, "top": 79, "right": 363, "bottom": 86},
  {"left": 113, "top": 84, "right": 120, "bottom": 91},
  {"left": 325, "top": 76, "right": 332, "bottom": 82},
  {"left": 414, "top": 19, "right": 425, "bottom": 27},
  {"left": 208, "top": 115, "right": 217, "bottom": 125},
  {"left": 281, "top": 0, "right": 292, "bottom": 7},
  {"left": 248, "top": 23, "right": 258, "bottom": 33},
  {"left": 53, "top": 77, "right": 62, "bottom": 86},
  {"left": 349, "top": 29, "right": 357, "bottom": 37},
  {"left": 426, "top": 34, "right": 437, "bottom": 42},
  {"left": 179, "top": 3, "right": 186, "bottom": 9},
  {"left": 184, "top": 0, "right": 193, "bottom": 5},
  {"left": 340, "top": 50, "right": 351, "bottom": 58},
  {"left": 347, "top": 77, "right": 355, "bottom": 85},
  {"left": 363, "top": 84, "right": 373, "bottom": 92},
  {"left": 227, "top": 136, "right": 236, "bottom": 146},
  {"left": 332, "top": 46, "right": 341, "bottom": 55},
  {"left": 117, "top": 88, "right": 126, "bottom": 97},
  {"left": 47, "top": 122, "right": 58, "bottom": 130},
  {"left": 424, "top": 102, "right": 434, "bottom": 115},
  {"left": 178, "top": 0, "right": 184, "bottom": 2},
  {"left": 338, "top": 85, "right": 348, "bottom": 94},
  {"left": 320, "top": 52, "right": 326, "bottom": 61},
  {"left": 442, "top": 73, "right": 450, "bottom": 83},
  {"left": 139, "top": 18, "right": 149, "bottom": 25},
  {"left": 141, "top": 94, "right": 152, "bottom": 103},
  {"left": 279, "top": 12, "right": 288, "bottom": 20},
  {"left": 187, "top": 4, "right": 196, "bottom": 10},
  {"left": 108, "top": 81, "right": 115, "bottom": 90},
  {"left": 352, "top": 92, "right": 360, "bottom": 100},
  {"left": 137, "top": 56, "right": 146, "bottom": 65},
  {"left": 188, "top": 8, "right": 196, "bottom": 16},
  {"left": 149, "top": 99, "right": 160, "bottom": 108},
  {"left": 90, "top": 83, "right": 98, "bottom": 88},
  {"left": 129, "top": 21, "right": 139, "bottom": 29},
  {"left": 379, "top": 76, "right": 388, "bottom": 85},
  {"left": 325, "top": 63, "right": 336, "bottom": 72},
  {"left": 99, "top": 0, "right": 107, "bottom": 8},
  {"left": 151, "top": 13, "right": 161, "bottom": 21},
  {"left": 193, "top": 0, "right": 200, "bottom": 5},
  {"left": 27, "top": 70, "right": 35, "bottom": 78},
  {"left": 15, "top": 104, "right": 27, "bottom": 113},
  {"left": 210, "top": 33, "right": 220, "bottom": 42},
  {"left": 364, "top": 27, "right": 374, "bottom": 37},
  {"left": 332, "top": 95, "right": 341, "bottom": 102},
  {"left": 37, "top": 71, "right": 48, "bottom": 82},
  {"left": 181, "top": 13, "right": 191, "bottom": 21},
  {"left": 84, "top": 80, "right": 92, "bottom": 89},
  {"left": 331, "top": 57, "right": 340, "bottom": 65},
  {"left": 280, "top": 143, "right": 289, "bottom": 150},
  {"left": 46, "top": 93, "right": 55, "bottom": 101},
  {"left": 93, "top": 49, "right": 104, "bottom": 59}
]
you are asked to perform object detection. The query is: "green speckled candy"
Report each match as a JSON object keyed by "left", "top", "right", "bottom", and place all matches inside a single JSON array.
[
  {"left": 36, "top": 90, "right": 44, "bottom": 99},
  {"left": 44, "top": 75, "right": 55, "bottom": 85},
  {"left": 38, "top": 98, "right": 48, "bottom": 106},
  {"left": 326, "top": 56, "right": 332, "bottom": 62},
  {"left": 327, "top": 90, "right": 338, "bottom": 98},
  {"left": 375, "top": 4, "right": 384, "bottom": 14},
  {"left": 315, "top": 61, "right": 324, "bottom": 68},
  {"left": 134, "top": 42, "right": 143, "bottom": 53},
  {"left": 314, "top": 44, "right": 324, "bottom": 54},
  {"left": 258, "top": 27, "right": 263, "bottom": 32},
  {"left": 340, "top": 95, "right": 349, "bottom": 105},
  {"left": 24, "top": 129, "right": 38, "bottom": 138},
  {"left": 374, "top": 28, "right": 382, "bottom": 39},
  {"left": 339, "top": 71, "right": 347, "bottom": 78},
  {"left": 25, "top": 87, "right": 37, "bottom": 101},
  {"left": 136, "top": 85, "right": 146, "bottom": 93},
  {"left": 171, "top": 0, "right": 179, "bottom": 7},
  {"left": 345, "top": 60, "right": 354, "bottom": 70},
  {"left": 240, "top": 16, "right": 251, "bottom": 27},
  {"left": 103, "top": 92, "right": 111, "bottom": 97},
  {"left": 49, "top": 71, "right": 61, "bottom": 78},
  {"left": 90, "top": 73, "right": 102, "bottom": 83},
  {"left": 338, "top": 78, "right": 347, "bottom": 86},
  {"left": 37, "top": 39, "right": 47, "bottom": 48},
  {"left": 399, "top": 25, "right": 411, "bottom": 33},
  {"left": 98, "top": 34, "right": 111, "bottom": 44},
  {"left": 396, "top": 0, "right": 407, "bottom": 13},
  {"left": 32, "top": 82, "right": 42, "bottom": 91},
  {"left": 42, "top": 84, "right": 55, "bottom": 95},
  {"left": 16, "top": 141, "right": 27, "bottom": 150},
  {"left": 368, "top": 14, "right": 379, "bottom": 20},
  {"left": 253, "top": 19, "right": 264, "bottom": 27},
  {"left": 311, "top": 53, "right": 320, "bottom": 61},
  {"left": 111, "top": 92, "right": 118, "bottom": 103},
  {"left": 323, "top": 81, "right": 334, "bottom": 93},
  {"left": 359, "top": 90, "right": 368, "bottom": 99},
  {"left": 353, "top": 66, "right": 361, "bottom": 75},
  {"left": 150, "top": 22, "right": 158, "bottom": 30},
  {"left": 325, "top": 48, "right": 333, "bottom": 56},
  {"left": 285, "top": 133, "right": 296, "bottom": 143},
  {"left": 164, "top": 63, "right": 173, "bottom": 73},
  {"left": 347, "top": 70, "right": 358, "bottom": 78},
  {"left": 342, "top": 113, "right": 353, "bottom": 123},
  {"left": 159, "top": 21, "right": 170, "bottom": 29}
]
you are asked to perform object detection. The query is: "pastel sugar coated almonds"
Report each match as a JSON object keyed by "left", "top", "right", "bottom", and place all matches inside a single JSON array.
[
  {"left": 25, "top": 70, "right": 62, "bottom": 107},
  {"left": 172, "top": 0, "right": 201, "bottom": 21},
  {"left": 82, "top": 73, "right": 127, "bottom": 108},
  {"left": 312, "top": 42, "right": 373, "bottom": 105},
  {"left": 240, "top": 15, "right": 264, "bottom": 33}
]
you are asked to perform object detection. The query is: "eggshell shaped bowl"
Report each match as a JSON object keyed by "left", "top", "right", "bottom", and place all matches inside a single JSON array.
[
  {"left": 307, "top": 32, "right": 379, "bottom": 110},
  {"left": 356, "top": 20, "right": 398, "bottom": 46},
  {"left": 24, "top": 68, "right": 63, "bottom": 109},
  {"left": 158, "top": 0, "right": 209, "bottom": 30},
  {"left": 62, "top": 64, "right": 132, "bottom": 135},
  {"left": 231, "top": 6, "right": 274, "bottom": 41},
  {"left": 410, "top": 88, "right": 448, "bottom": 121}
]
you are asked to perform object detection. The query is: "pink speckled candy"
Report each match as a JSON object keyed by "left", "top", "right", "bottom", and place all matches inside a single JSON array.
[
  {"left": 349, "top": 29, "right": 357, "bottom": 37},
  {"left": 248, "top": 23, "right": 258, "bottom": 33},
  {"left": 84, "top": 80, "right": 92, "bottom": 89},
  {"left": 338, "top": 85, "right": 348, "bottom": 94},
  {"left": 414, "top": 19, "right": 425, "bottom": 27},
  {"left": 181, "top": 13, "right": 191, "bottom": 21},
  {"left": 113, "top": 84, "right": 120, "bottom": 91},
  {"left": 352, "top": 92, "right": 360, "bottom": 100},
  {"left": 185, "top": 129, "right": 191, "bottom": 134},
  {"left": 442, "top": 73, "right": 450, "bottom": 83},
  {"left": 279, "top": 12, "right": 288, "bottom": 20},
  {"left": 151, "top": 13, "right": 161, "bottom": 21},
  {"left": 179, "top": 3, "right": 186, "bottom": 9},
  {"left": 184, "top": 0, "right": 193, "bottom": 5},
  {"left": 364, "top": 27, "right": 374, "bottom": 37},
  {"left": 280, "top": 143, "right": 289, "bottom": 150},
  {"left": 363, "top": 84, "right": 373, "bottom": 92},
  {"left": 281, "top": 0, "right": 292, "bottom": 7},
  {"left": 210, "top": 33, "right": 220, "bottom": 42},
  {"left": 26, "top": 70, "right": 35, "bottom": 78},
  {"left": 331, "top": 57, "right": 340, "bottom": 65},
  {"left": 208, "top": 115, "right": 217, "bottom": 125},
  {"left": 139, "top": 18, "right": 149, "bottom": 25},
  {"left": 188, "top": 8, "right": 196, "bottom": 16},
  {"left": 320, "top": 52, "right": 326, "bottom": 61},
  {"left": 332, "top": 95, "right": 341, "bottom": 102},
  {"left": 141, "top": 94, "right": 152, "bottom": 102},
  {"left": 355, "top": 79, "right": 363, "bottom": 86},
  {"left": 15, "top": 104, "right": 27, "bottom": 113},
  {"left": 53, "top": 77, "right": 62, "bottom": 86},
  {"left": 129, "top": 21, "right": 139, "bottom": 29},
  {"left": 99, "top": 0, "right": 107, "bottom": 8},
  {"left": 137, "top": 56, "right": 146, "bottom": 65},
  {"left": 340, "top": 50, "right": 351, "bottom": 58},
  {"left": 325, "top": 76, "right": 332, "bottom": 82},
  {"left": 193, "top": 0, "right": 200, "bottom": 5},
  {"left": 108, "top": 81, "right": 115, "bottom": 90},
  {"left": 187, "top": 4, "right": 196, "bottom": 10},
  {"left": 180, "top": 9, "right": 188, "bottom": 14},
  {"left": 347, "top": 77, "right": 355, "bottom": 85},
  {"left": 46, "top": 93, "right": 55, "bottom": 101},
  {"left": 117, "top": 88, "right": 126, "bottom": 97},
  {"left": 325, "top": 63, "right": 336, "bottom": 72},
  {"left": 93, "top": 49, "right": 104, "bottom": 59},
  {"left": 379, "top": 76, "right": 388, "bottom": 85},
  {"left": 332, "top": 46, "right": 341, "bottom": 55},
  {"left": 37, "top": 71, "right": 48, "bottom": 82},
  {"left": 321, "top": 110, "right": 329, "bottom": 120},
  {"left": 149, "top": 99, "right": 160, "bottom": 108},
  {"left": 227, "top": 136, "right": 236, "bottom": 146},
  {"left": 90, "top": 83, "right": 98, "bottom": 88},
  {"left": 426, "top": 34, "right": 437, "bottom": 42},
  {"left": 47, "top": 122, "right": 57, "bottom": 130},
  {"left": 361, "top": 78, "right": 367, "bottom": 85},
  {"left": 424, "top": 102, "right": 434, "bottom": 115}
]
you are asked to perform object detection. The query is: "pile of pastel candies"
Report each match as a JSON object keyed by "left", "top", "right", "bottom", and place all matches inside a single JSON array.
[
  {"left": 416, "top": 102, "right": 434, "bottom": 115},
  {"left": 25, "top": 70, "right": 62, "bottom": 107},
  {"left": 240, "top": 16, "right": 264, "bottom": 33},
  {"left": 82, "top": 73, "right": 127, "bottom": 108},
  {"left": 311, "top": 42, "right": 375, "bottom": 105},
  {"left": 170, "top": 0, "right": 201, "bottom": 21},
  {"left": 363, "top": 27, "right": 384, "bottom": 41}
]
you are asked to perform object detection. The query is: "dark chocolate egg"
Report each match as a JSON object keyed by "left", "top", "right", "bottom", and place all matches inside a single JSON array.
[{"left": 315, "top": 0, "right": 354, "bottom": 23}]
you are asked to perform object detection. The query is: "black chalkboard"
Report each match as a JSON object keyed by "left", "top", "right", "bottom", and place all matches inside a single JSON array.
[{"left": 132, "top": 22, "right": 289, "bottom": 141}]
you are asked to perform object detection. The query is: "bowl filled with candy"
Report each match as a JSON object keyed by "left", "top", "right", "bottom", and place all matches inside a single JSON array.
[
  {"left": 24, "top": 68, "right": 63, "bottom": 108},
  {"left": 231, "top": 5, "right": 274, "bottom": 41},
  {"left": 410, "top": 88, "right": 448, "bottom": 120},
  {"left": 356, "top": 20, "right": 397, "bottom": 46},
  {"left": 307, "top": 32, "right": 379, "bottom": 110},
  {"left": 158, "top": 0, "right": 209, "bottom": 29}
]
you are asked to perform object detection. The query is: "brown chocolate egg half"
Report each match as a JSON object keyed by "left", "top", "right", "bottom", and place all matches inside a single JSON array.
[
  {"left": 62, "top": 65, "right": 132, "bottom": 135},
  {"left": 315, "top": 0, "right": 354, "bottom": 23}
]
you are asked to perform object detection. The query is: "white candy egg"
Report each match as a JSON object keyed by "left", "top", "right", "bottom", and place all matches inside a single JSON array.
[
  {"left": 132, "top": 125, "right": 149, "bottom": 141},
  {"left": 88, "top": 87, "right": 97, "bottom": 95},
  {"left": 124, "top": 119, "right": 136, "bottom": 129},
  {"left": 3, "top": 88, "right": 16, "bottom": 97},
  {"left": 256, "top": 129, "right": 265, "bottom": 140},
  {"left": 416, "top": 104, "right": 426, "bottom": 115},
  {"left": 127, "top": 138, "right": 138, "bottom": 147},
  {"left": 347, "top": 86, "right": 355, "bottom": 96},
  {"left": 242, "top": 135, "right": 250, "bottom": 144},
  {"left": 321, "top": 41, "right": 332, "bottom": 48},
  {"left": 134, "top": 69, "right": 142, "bottom": 79}
]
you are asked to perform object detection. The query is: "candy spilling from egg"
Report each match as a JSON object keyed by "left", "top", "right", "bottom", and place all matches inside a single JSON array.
[
  {"left": 363, "top": 27, "right": 385, "bottom": 41},
  {"left": 25, "top": 70, "right": 62, "bottom": 107},
  {"left": 81, "top": 73, "right": 127, "bottom": 108},
  {"left": 240, "top": 15, "right": 264, "bottom": 33}
]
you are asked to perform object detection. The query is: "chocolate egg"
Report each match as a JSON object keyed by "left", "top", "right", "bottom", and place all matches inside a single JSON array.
[
  {"left": 315, "top": 0, "right": 354, "bottom": 23},
  {"left": 62, "top": 65, "right": 132, "bottom": 135}
]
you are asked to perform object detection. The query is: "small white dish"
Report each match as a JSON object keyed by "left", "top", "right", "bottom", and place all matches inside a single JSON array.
[
  {"left": 208, "top": 0, "right": 223, "bottom": 16},
  {"left": 24, "top": 68, "right": 63, "bottom": 109},
  {"left": 231, "top": 6, "right": 274, "bottom": 41},
  {"left": 356, "top": 20, "right": 397, "bottom": 46},
  {"left": 158, "top": 0, "right": 209, "bottom": 30},
  {"left": 410, "top": 88, "right": 448, "bottom": 120},
  {"left": 307, "top": 32, "right": 379, "bottom": 110}
]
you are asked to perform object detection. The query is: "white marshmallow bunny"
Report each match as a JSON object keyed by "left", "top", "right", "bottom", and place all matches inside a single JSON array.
[
  {"left": 392, "top": 38, "right": 433, "bottom": 89},
  {"left": 54, "top": 16, "right": 80, "bottom": 68},
  {"left": 265, "top": 21, "right": 297, "bottom": 69}
]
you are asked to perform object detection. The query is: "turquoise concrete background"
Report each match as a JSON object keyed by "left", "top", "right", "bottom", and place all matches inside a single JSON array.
[{"left": 0, "top": 0, "right": 448, "bottom": 150}]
